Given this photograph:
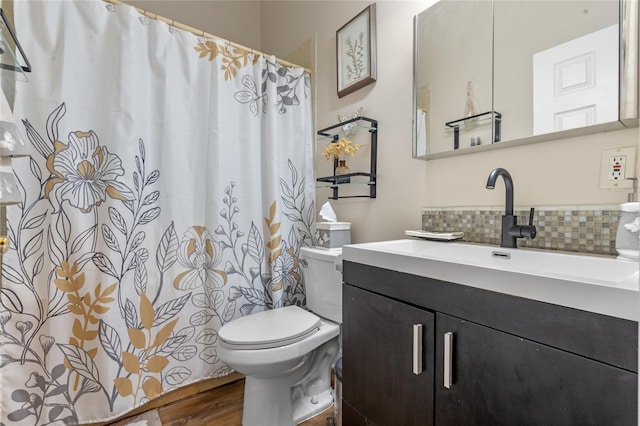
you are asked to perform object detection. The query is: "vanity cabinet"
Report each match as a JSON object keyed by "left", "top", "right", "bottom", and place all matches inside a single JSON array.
[
  {"left": 342, "top": 284, "right": 435, "bottom": 425},
  {"left": 435, "top": 313, "right": 636, "bottom": 426},
  {"left": 342, "top": 262, "right": 638, "bottom": 426}
]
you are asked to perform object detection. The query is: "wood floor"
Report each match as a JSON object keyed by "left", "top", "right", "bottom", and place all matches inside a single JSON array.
[{"left": 115, "top": 378, "right": 335, "bottom": 426}]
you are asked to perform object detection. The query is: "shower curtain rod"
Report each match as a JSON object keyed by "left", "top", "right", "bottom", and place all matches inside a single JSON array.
[{"left": 104, "top": 0, "right": 312, "bottom": 74}]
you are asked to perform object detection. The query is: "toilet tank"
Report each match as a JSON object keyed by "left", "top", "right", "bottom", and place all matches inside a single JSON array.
[{"left": 300, "top": 247, "right": 343, "bottom": 323}]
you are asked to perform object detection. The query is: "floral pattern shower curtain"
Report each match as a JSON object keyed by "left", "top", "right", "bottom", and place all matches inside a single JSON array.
[{"left": 0, "top": 1, "right": 315, "bottom": 424}]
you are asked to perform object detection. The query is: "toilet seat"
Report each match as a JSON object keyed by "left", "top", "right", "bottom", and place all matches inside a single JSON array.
[{"left": 219, "top": 305, "right": 321, "bottom": 350}]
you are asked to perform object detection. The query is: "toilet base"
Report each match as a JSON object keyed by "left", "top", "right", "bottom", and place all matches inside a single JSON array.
[
  {"left": 242, "top": 374, "right": 297, "bottom": 426},
  {"left": 241, "top": 373, "right": 334, "bottom": 426},
  {"left": 240, "top": 337, "right": 339, "bottom": 426},
  {"left": 292, "top": 388, "right": 334, "bottom": 424}
]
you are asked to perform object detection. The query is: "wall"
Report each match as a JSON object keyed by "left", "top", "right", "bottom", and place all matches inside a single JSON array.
[{"left": 122, "top": 0, "right": 639, "bottom": 245}]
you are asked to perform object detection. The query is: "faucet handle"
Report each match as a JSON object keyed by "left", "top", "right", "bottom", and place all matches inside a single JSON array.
[
  {"left": 522, "top": 207, "right": 537, "bottom": 240},
  {"left": 510, "top": 207, "right": 537, "bottom": 241},
  {"left": 528, "top": 207, "right": 535, "bottom": 227}
]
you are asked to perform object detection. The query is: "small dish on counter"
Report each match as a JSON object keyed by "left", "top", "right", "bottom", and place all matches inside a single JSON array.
[{"left": 405, "top": 230, "right": 464, "bottom": 241}]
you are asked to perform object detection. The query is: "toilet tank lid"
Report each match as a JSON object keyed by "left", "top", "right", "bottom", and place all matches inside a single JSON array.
[
  {"left": 300, "top": 246, "right": 342, "bottom": 261},
  {"left": 219, "top": 305, "right": 321, "bottom": 349}
]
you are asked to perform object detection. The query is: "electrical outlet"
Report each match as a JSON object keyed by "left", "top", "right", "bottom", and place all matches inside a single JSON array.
[
  {"left": 600, "top": 146, "right": 637, "bottom": 189},
  {"left": 608, "top": 155, "right": 626, "bottom": 180}
]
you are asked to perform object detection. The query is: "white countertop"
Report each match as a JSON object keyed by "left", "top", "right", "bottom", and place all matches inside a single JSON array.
[{"left": 342, "top": 239, "right": 639, "bottom": 321}]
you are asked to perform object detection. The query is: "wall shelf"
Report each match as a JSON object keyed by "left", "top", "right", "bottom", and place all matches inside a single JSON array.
[
  {"left": 316, "top": 116, "right": 377, "bottom": 200},
  {"left": 445, "top": 111, "right": 501, "bottom": 150},
  {"left": 0, "top": 8, "right": 31, "bottom": 81}
]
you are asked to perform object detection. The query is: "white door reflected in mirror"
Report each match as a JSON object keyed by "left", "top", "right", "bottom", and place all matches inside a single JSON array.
[{"left": 533, "top": 24, "right": 619, "bottom": 135}]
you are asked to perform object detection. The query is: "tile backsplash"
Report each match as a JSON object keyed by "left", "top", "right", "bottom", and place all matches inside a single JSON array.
[{"left": 422, "top": 205, "right": 620, "bottom": 256}]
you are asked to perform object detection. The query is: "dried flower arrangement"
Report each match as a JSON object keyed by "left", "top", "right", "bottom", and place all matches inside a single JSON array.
[{"left": 321, "top": 137, "right": 360, "bottom": 160}]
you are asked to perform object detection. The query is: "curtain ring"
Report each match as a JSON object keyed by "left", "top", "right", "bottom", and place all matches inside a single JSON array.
[
  {"left": 226, "top": 39, "right": 233, "bottom": 53},
  {"left": 168, "top": 19, "right": 178, "bottom": 34},
  {"left": 198, "top": 30, "right": 207, "bottom": 44},
  {"left": 138, "top": 9, "right": 150, "bottom": 25}
]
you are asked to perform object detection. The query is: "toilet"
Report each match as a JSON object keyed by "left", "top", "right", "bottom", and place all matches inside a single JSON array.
[{"left": 218, "top": 246, "right": 343, "bottom": 426}]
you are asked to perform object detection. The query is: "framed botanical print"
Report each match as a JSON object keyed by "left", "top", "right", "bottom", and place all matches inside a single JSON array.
[{"left": 336, "top": 4, "right": 377, "bottom": 98}]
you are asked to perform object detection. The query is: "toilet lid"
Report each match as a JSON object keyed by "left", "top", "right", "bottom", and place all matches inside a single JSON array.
[{"left": 219, "top": 305, "right": 321, "bottom": 350}]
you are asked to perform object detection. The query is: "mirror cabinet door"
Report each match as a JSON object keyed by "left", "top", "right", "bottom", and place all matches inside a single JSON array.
[
  {"left": 413, "top": 0, "right": 493, "bottom": 158},
  {"left": 494, "top": 1, "right": 619, "bottom": 142}
]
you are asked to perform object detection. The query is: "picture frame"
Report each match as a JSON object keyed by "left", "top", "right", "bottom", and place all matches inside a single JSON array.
[{"left": 336, "top": 4, "right": 377, "bottom": 98}]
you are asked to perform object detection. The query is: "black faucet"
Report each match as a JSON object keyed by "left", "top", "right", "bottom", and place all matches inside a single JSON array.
[{"left": 485, "top": 168, "right": 536, "bottom": 248}]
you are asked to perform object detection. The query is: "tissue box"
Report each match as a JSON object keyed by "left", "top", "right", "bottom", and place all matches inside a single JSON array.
[{"left": 316, "top": 222, "right": 351, "bottom": 249}]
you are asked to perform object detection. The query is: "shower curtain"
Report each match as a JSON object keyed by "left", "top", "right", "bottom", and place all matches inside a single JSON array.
[{"left": 0, "top": 1, "right": 315, "bottom": 424}]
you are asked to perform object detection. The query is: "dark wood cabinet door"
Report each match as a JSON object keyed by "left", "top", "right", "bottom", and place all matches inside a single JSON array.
[
  {"left": 435, "top": 313, "right": 637, "bottom": 426},
  {"left": 343, "top": 284, "right": 435, "bottom": 426}
]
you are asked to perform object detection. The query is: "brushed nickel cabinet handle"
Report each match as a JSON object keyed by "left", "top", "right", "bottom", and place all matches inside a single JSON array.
[
  {"left": 413, "top": 324, "right": 423, "bottom": 375},
  {"left": 444, "top": 331, "right": 453, "bottom": 389}
]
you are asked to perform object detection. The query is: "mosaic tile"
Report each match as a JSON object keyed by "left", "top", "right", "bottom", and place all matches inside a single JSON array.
[{"left": 422, "top": 206, "right": 620, "bottom": 256}]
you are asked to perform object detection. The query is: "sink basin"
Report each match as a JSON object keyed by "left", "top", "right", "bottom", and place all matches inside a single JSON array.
[{"left": 342, "top": 239, "right": 639, "bottom": 321}]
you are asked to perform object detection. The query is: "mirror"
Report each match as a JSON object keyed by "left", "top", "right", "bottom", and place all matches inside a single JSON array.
[
  {"left": 413, "top": 0, "right": 639, "bottom": 159},
  {"left": 413, "top": 1, "right": 493, "bottom": 157}
]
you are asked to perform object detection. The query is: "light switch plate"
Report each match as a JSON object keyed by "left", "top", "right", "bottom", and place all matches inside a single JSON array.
[{"left": 599, "top": 146, "right": 637, "bottom": 189}]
